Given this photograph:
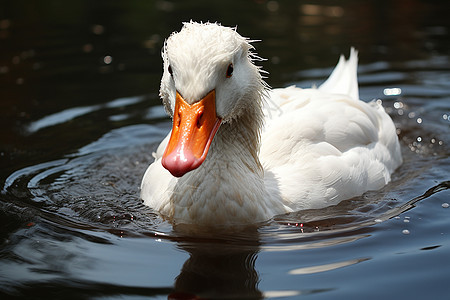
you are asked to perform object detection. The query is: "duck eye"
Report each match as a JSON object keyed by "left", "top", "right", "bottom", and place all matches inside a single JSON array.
[
  {"left": 226, "top": 63, "right": 233, "bottom": 78},
  {"left": 168, "top": 65, "right": 173, "bottom": 76}
]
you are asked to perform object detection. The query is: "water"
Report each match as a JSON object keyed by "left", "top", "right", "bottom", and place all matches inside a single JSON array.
[{"left": 1, "top": 0, "right": 449, "bottom": 299}]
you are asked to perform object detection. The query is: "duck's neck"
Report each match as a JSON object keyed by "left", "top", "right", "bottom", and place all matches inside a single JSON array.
[
  {"left": 171, "top": 90, "right": 281, "bottom": 225},
  {"left": 210, "top": 100, "right": 264, "bottom": 176}
]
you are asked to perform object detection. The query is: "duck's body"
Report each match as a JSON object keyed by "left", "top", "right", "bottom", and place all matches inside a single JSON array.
[{"left": 141, "top": 22, "right": 402, "bottom": 225}]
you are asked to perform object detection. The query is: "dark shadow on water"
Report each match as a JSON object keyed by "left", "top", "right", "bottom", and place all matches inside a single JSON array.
[{"left": 172, "top": 234, "right": 263, "bottom": 299}]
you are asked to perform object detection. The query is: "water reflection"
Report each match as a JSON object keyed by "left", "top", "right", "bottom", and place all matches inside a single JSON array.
[
  {"left": 288, "top": 257, "right": 369, "bottom": 275},
  {"left": 172, "top": 241, "right": 262, "bottom": 299}
]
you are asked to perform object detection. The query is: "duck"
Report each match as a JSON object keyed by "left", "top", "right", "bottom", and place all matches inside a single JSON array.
[{"left": 140, "top": 21, "right": 402, "bottom": 226}]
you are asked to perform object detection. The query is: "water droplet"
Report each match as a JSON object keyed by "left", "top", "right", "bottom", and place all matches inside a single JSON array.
[
  {"left": 393, "top": 101, "right": 404, "bottom": 109},
  {"left": 402, "top": 229, "right": 410, "bottom": 235},
  {"left": 384, "top": 87, "right": 402, "bottom": 96},
  {"left": 103, "top": 55, "right": 113, "bottom": 64},
  {"left": 442, "top": 203, "right": 449, "bottom": 208},
  {"left": 416, "top": 117, "right": 422, "bottom": 124}
]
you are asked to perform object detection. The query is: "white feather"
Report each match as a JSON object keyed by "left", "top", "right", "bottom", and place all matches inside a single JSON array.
[{"left": 140, "top": 22, "right": 402, "bottom": 225}]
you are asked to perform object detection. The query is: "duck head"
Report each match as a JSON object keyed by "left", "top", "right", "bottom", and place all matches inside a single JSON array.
[{"left": 159, "top": 22, "right": 265, "bottom": 177}]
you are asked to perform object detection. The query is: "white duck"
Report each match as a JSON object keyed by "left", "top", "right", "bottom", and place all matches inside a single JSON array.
[{"left": 141, "top": 22, "right": 402, "bottom": 226}]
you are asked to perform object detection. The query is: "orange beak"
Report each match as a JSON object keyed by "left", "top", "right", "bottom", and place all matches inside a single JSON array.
[{"left": 162, "top": 90, "right": 222, "bottom": 177}]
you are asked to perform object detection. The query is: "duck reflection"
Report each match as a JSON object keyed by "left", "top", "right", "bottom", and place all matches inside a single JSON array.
[{"left": 170, "top": 227, "right": 262, "bottom": 299}]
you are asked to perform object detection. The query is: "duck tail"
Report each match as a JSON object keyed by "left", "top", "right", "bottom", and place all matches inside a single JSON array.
[{"left": 318, "top": 47, "right": 359, "bottom": 100}]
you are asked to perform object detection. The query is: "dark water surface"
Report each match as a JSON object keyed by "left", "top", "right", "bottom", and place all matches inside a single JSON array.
[{"left": 1, "top": 1, "right": 449, "bottom": 299}]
